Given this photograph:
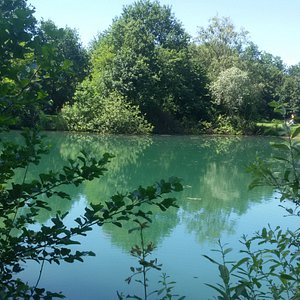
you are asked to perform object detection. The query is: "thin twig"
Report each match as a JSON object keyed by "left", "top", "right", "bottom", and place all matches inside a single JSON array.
[{"left": 31, "top": 250, "right": 46, "bottom": 297}]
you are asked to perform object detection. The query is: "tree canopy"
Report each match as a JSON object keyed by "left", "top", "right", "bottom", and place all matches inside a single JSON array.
[
  {"left": 0, "top": 0, "right": 39, "bottom": 126},
  {"left": 37, "top": 20, "right": 89, "bottom": 113},
  {"left": 3, "top": 0, "right": 300, "bottom": 134},
  {"left": 63, "top": 0, "right": 209, "bottom": 133},
  {"left": 210, "top": 67, "right": 261, "bottom": 121}
]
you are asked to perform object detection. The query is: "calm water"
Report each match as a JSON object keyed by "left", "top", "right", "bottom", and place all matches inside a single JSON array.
[{"left": 6, "top": 132, "right": 298, "bottom": 299}]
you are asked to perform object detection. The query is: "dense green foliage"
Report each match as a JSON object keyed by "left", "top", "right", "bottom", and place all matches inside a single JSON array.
[
  {"left": 0, "top": 0, "right": 41, "bottom": 127},
  {"left": 280, "top": 64, "right": 300, "bottom": 114},
  {"left": 210, "top": 67, "right": 261, "bottom": 123},
  {"left": 0, "top": 0, "right": 88, "bottom": 128},
  {"left": 2, "top": 0, "right": 298, "bottom": 134},
  {"left": 37, "top": 20, "right": 89, "bottom": 114},
  {"left": 62, "top": 86, "right": 153, "bottom": 134},
  {"left": 3, "top": 0, "right": 299, "bottom": 134},
  {"left": 195, "top": 16, "right": 249, "bottom": 81},
  {"left": 62, "top": 0, "right": 209, "bottom": 134},
  {"left": 61, "top": 2, "right": 299, "bottom": 134},
  {"left": 195, "top": 17, "right": 287, "bottom": 129}
]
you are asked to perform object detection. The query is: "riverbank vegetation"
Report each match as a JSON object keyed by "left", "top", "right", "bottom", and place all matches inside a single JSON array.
[{"left": 3, "top": 0, "right": 300, "bottom": 135}]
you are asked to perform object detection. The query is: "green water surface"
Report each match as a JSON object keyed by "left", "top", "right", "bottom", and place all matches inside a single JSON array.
[{"left": 6, "top": 132, "right": 297, "bottom": 299}]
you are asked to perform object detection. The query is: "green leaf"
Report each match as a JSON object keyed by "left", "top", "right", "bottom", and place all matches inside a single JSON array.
[
  {"left": 252, "top": 277, "right": 262, "bottom": 288},
  {"left": 223, "top": 247, "right": 232, "bottom": 256},
  {"left": 280, "top": 273, "right": 296, "bottom": 281},
  {"left": 270, "top": 142, "right": 290, "bottom": 151},
  {"left": 291, "top": 125, "right": 300, "bottom": 138},
  {"left": 128, "top": 227, "right": 140, "bottom": 234},
  {"left": 230, "top": 257, "right": 249, "bottom": 272},
  {"left": 219, "top": 265, "right": 230, "bottom": 285},
  {"left": 261, "top": 227, "right": 267, "bottom": 238},
  {"left": 204, "top": 283, "right": 227, "bottom": 298},
  {"left": 203, "top": 255, "right": 219, "bottom": 265},
  {"left": 112, "top": 221, "right": 122, "bottom": 228}
]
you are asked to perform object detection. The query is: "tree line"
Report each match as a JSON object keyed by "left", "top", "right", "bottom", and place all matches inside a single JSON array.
[{"left": 2, "top": 0, "right": 300, "bottom": 135}]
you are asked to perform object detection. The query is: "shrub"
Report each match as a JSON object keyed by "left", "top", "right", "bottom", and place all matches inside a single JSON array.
[{"left": 62, "top": 82, "right": 153, "bottom": 134}]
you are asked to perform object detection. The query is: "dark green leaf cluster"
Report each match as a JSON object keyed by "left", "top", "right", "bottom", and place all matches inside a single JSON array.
[
  {"left": 37, "top": 20, "right": 89, "bottom": 114},
  {"left": 0, "top": 0, "right": 36, "bottom": 75},
  {"left": 0, "top": 0, "right": 43, "bottom": 127},
  {"left": 0, "top": 0, "right": 89, "bottom": 128}
]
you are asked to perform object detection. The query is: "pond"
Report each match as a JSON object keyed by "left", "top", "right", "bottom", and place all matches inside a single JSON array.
[{"left": 7, "top": 132, "right": 298, "bottom": 299}]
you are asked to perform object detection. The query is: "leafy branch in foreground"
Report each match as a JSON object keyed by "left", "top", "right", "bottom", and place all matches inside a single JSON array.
[
  {"left": 248, "top": 102, "right": 300, "bottom": 215},
  {"left": 0, "top": 129, "right": 183, "bottom": 299},
  {"left": 117, "top": 220, "right": 185, "bottom": 300},
  {"left": 205, "top": 102, "right": 300, "bottom": 300},
  {"left": 204, "top": 228, "right": 300, "bottom": 300}
]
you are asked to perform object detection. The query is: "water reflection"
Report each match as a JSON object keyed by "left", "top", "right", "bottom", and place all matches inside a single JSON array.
[
  {"left": 176, "top": 136, "right": 274, "bottom": 243},
  {"left": 60, "top": 133, "right": 153, "bottom": 202},
  {"left": 5, "top": 132, "right": 277, "bottom": 252},
  {"left": 97, "top": 135, "right": 274, "bottom": 248}
]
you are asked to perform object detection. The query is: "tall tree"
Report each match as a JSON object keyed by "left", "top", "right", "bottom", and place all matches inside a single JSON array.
[
  {"left": 210, "top": 66, "right": 261, "bottom": 122},
  {"left": 241, "top": 46, "right": 285, "bottom": 118},
  {"left": 87, "top": 0, "right": 208, "bottom": 132},
  {"left": 0, "top": 0, "right": 36, "bottom": 75},
  {"left": 279, "top": 63, "right": 300, "bottom": 113},
  {"left": 37, "top": 20, "right": 89, "bottom": 113},
  {"left": 195, "top": 16, "right": 249, "bottom": 80},
  {"left": 0, "top": 1, "right": 89, "bottom": 125},
  {"left": 0, "top": 0, "right": 40, "bottom": 126}
]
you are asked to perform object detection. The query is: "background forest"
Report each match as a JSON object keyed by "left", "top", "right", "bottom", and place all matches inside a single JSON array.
[{"left": 3, "top": 0, "right": 300, "bottom": 135}]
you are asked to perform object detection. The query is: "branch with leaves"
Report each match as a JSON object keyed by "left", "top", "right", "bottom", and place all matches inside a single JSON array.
[{"left": 0, "top": 129, "right": 183, "bottom": 299}]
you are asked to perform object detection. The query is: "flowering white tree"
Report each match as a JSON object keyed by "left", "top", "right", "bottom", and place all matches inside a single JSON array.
[{"left": 210, "top": 66, "right": 262, "bottom": 120}]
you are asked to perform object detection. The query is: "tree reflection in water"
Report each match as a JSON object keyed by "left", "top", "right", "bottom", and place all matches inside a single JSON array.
[{"left": 5, "top": 132, "right": 276, "bottom": 251}]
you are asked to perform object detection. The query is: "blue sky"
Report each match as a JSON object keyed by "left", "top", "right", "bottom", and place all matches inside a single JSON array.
[{"left": 28, "top": 0, "right": 300, "bottom": 66}]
